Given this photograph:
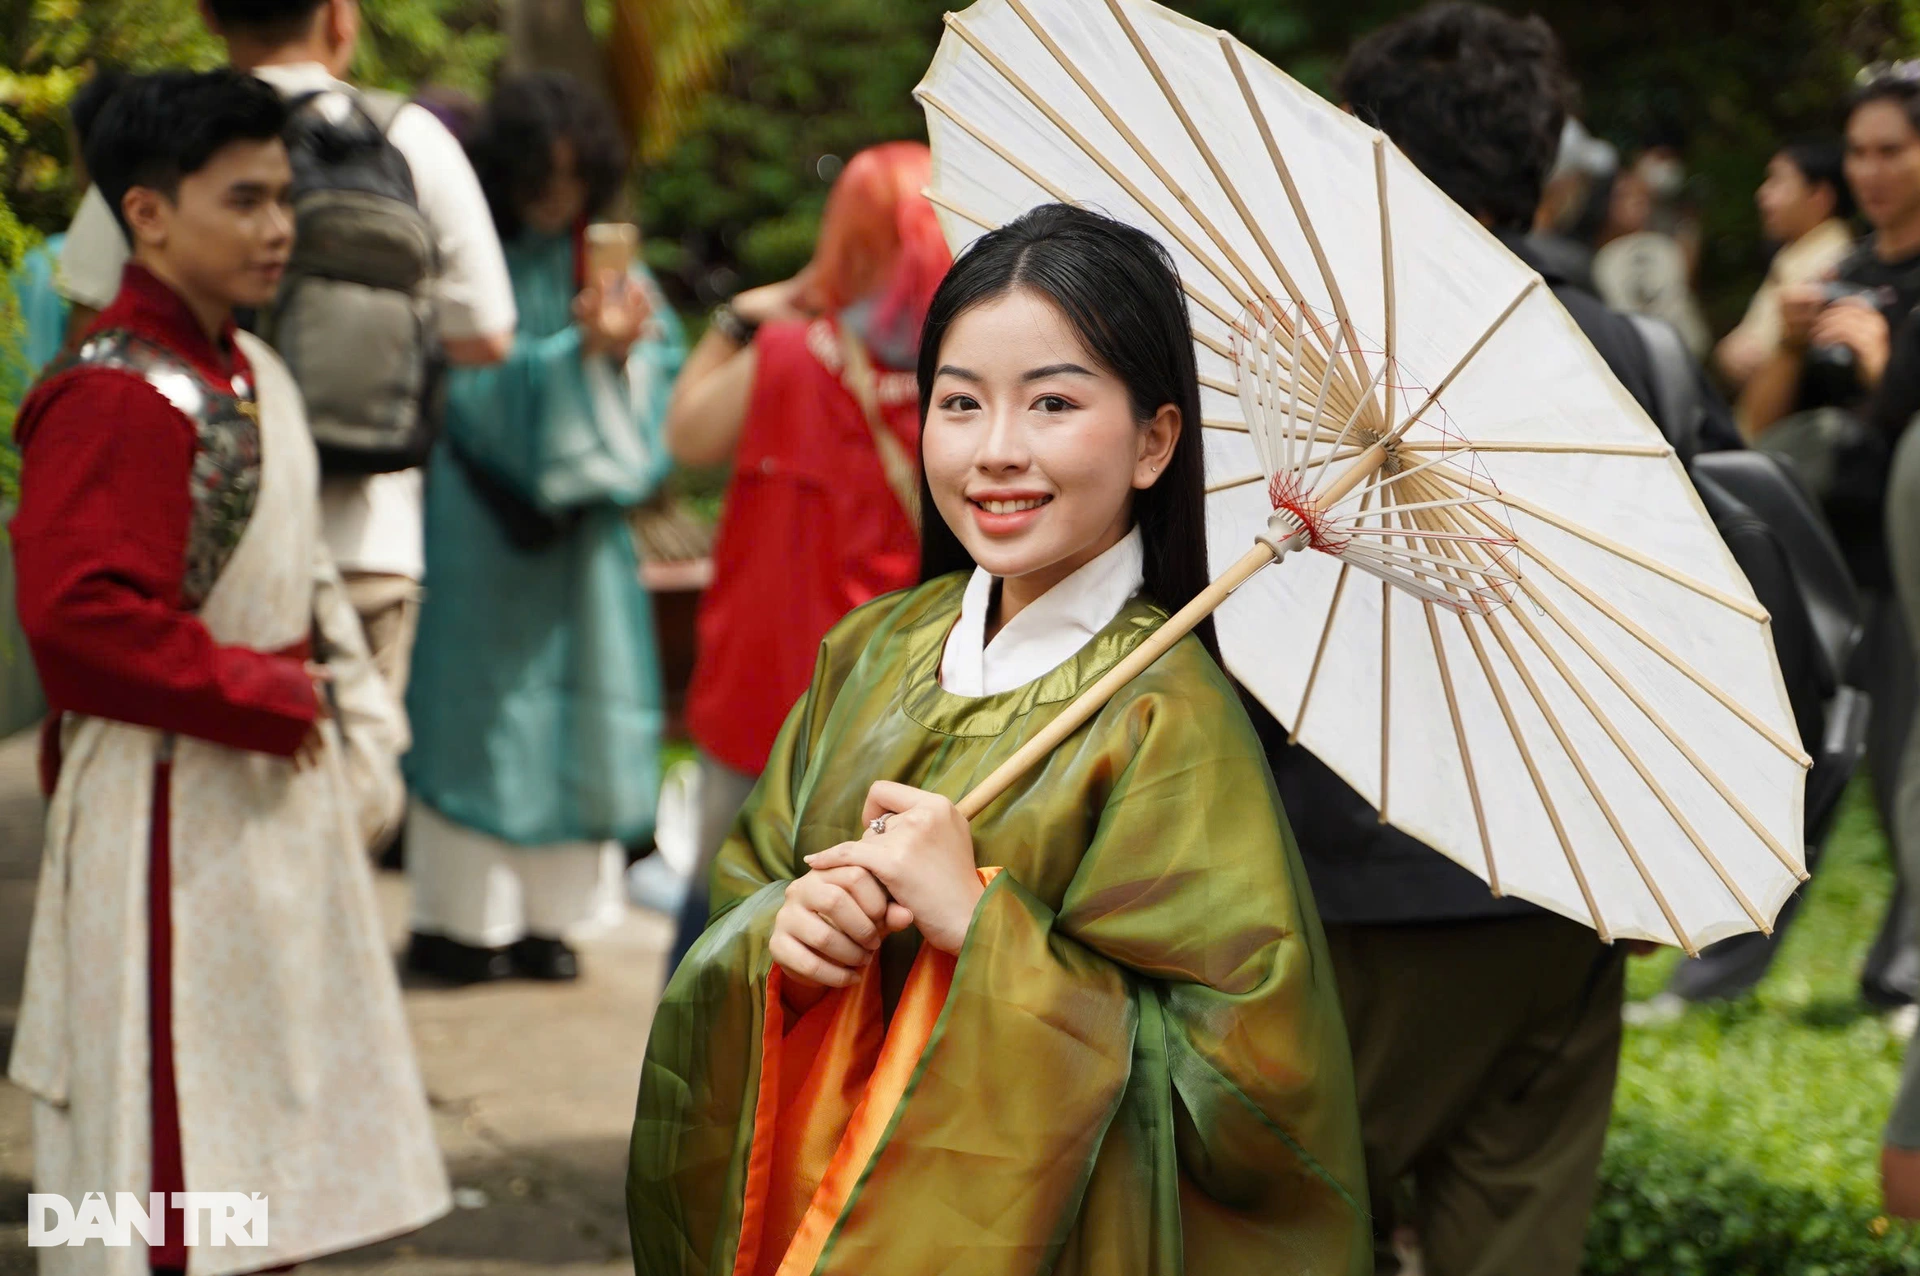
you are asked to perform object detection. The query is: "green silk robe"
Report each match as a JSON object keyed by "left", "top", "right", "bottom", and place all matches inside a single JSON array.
[{"left": 628, "top": 574, "right": 1369, "bottom": 1275}]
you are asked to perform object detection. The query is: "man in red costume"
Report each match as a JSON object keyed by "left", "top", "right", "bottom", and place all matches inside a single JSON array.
[{"left": 7, "top": 70, "right": 447, "bottom": 1276}]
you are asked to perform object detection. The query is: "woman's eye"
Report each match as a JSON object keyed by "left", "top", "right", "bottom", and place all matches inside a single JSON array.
[
  {"left": 940, "top": 394, "right": 980, "bottom": 412},
  {"left": 1034, "top": 394, "right": 1074, "bottom": 413}
]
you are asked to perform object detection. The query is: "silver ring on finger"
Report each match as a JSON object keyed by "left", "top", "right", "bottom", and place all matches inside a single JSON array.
[{"left": 868, "top": 814, "right": 890, "bottom": 836}]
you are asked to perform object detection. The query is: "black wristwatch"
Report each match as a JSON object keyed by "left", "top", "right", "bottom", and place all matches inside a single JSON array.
[{"left": 710, "top": 302, "right": 759, "bottom": 347}]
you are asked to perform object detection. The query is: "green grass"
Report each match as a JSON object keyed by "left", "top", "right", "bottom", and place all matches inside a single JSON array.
[{"left": 1589, "top": 779, "right": 1920, "bottom": 1273}]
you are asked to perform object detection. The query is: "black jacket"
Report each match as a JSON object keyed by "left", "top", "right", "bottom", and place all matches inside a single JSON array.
[{"left": 1260, "top": 234, "right": 1807, "bottom": 925}]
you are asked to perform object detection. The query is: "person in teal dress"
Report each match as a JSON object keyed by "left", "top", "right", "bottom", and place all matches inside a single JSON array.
[{"left": 403, "top": 72, "right": 682, "bottom": 984}]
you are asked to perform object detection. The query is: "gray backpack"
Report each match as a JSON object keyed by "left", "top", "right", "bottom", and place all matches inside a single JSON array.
[{"left": 261, "top": 88, "right": 442, "bottom": 474}]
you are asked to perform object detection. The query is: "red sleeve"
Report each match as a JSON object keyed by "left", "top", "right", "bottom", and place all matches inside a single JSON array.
[{"left": 10, "top": 373, "right": 318, "bottom": 757}]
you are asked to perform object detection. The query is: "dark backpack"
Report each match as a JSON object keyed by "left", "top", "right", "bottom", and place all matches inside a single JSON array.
[{"left": 260, "top": 88, "right": 442, "bottom": 474}]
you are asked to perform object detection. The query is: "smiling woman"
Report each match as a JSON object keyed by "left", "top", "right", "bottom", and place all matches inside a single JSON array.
[{"left": 629, "top": 203, "right": 1369, "bottom": 1276}]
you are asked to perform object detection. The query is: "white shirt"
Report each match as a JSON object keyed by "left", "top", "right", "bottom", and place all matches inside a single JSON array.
[
  {"left": 58, "top": 61, "right": 518, "bottom": 580},
  {"left": 939, "top": 528, "right": 1145, "bottom": 696}
]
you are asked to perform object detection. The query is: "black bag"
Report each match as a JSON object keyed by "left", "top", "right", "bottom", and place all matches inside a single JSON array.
[{"left": 261, "top": 88, "right": 442, "bottom": 474}]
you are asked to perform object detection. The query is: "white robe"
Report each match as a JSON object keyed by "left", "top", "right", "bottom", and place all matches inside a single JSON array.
[{"left": 7, "top": 332, "right": 451, "bottom": 1275}]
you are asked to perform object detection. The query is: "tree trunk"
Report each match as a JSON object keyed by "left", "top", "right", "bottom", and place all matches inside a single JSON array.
[{"left": 502, "top": 0, "right": 613, "bottom": 104}]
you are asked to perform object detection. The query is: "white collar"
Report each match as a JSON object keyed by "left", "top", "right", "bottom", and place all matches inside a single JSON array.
[
  {"left": 248, "top": 62, "right": 343, "bottom": 94},
  {"left": 939, "top": 528, "right": 1146, "bottom": 697}
]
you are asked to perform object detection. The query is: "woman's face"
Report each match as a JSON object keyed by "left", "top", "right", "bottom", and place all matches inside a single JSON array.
[
  {"left": 923, "top": 287, "right": 1178, "bottom": 602},
  {"left": 522, "top": 137, "right": 588, "bottom": 236}
]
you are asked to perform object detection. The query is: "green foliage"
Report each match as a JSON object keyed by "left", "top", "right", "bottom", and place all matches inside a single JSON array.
[
  {"left": 0, "top": 0, "right": 505, "bottom": 491},
  {"left": 633, "top": 0, "right": 947, "bottom": 301},
  {"left": 1589, "top": 781, "right": 1920, "bottom": 1274},
  {"left": 353, "top": 0, "right": 505, "bottom": 97}
]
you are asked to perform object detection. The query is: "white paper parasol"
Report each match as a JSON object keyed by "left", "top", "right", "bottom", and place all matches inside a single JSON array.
[{"left": 919, "top": 0, "right": 1810, "bottom": 951}]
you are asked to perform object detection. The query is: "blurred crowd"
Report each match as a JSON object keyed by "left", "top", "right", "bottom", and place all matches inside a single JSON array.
[{"left": 13, "top": 0, "right": 1920, "bottom": 1274}]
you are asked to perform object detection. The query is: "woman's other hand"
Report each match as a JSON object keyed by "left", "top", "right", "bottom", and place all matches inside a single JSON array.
[
  {"left": 769, "top": 864, "right": 913, "bottom": 991},
  {"left": 575, "top": 270, "right": 653, "bottom": 360},
  {"left": 804, "top": 782, "right": 985, "bottom": 954}
]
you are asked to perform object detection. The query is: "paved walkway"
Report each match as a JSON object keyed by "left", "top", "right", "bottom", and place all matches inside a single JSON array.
[{"left": 0, "top": 730, "right": 674, "bottom": 1274}]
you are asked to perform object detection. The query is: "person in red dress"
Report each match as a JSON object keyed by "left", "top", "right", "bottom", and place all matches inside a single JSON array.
[
  {"left": 663, "top": 142, "right": 952, "bottom": 969},
  {"left": 7, "top": 70, "right": 446, "bottom": 1276}
]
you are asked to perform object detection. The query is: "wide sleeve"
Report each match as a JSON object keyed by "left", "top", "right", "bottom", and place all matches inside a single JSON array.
[
  {"left": 312, "top": 537, "right": 408, "bottom": 848},
  {"left": 627, "top": 637, "right": 833, "bottom": 1274},
  {"left": 10, "top": 374, "right": 318, "bottom": 756},
  {"left": 443, "top": 266, "right": 676, "bottom": 514},
  {"left": 825, "top": 674, "right": 1370, "bottom": 1275}
]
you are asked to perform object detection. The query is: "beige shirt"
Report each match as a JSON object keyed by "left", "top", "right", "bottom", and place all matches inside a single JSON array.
[{"left": 1725, "top": 218, "right": 1856, "bottom": 359}]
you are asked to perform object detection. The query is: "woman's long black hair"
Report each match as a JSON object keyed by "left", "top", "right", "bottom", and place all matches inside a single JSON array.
[
  {"left": 465, "top": 71, "right": 629, "bottom": 240},
  {"left": 914, "top": 203, "right": 1216, "bottom": 657}
]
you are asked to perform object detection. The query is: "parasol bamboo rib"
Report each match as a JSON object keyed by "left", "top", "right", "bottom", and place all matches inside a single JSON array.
[
  {"left": 1195, "top": 328, "right": 1236, "bottom": 361},
  {"left": 1308, "top": 361, "right": 1392, "bottom": 493},
  {"left": 1483, "top": 611, "right": 1697, "bottom": 953},
  {"left": 1396, "top": 439, "right": 1673, "bottom": 457},
  {"left": 993, "top": 1, "right": 1292, "bottom": 316},
  {"left": 1500, "top": 598, "right": 1772, "bottom": 933},
  {"left": 1404, "top": 477, "right": 1811, "bottom": 876},
  {"left": 919, "top": 89, "right": 1252, "bottom": 329},
  {"left": 1375, "top": 135, "right": 1397, "bottom": 435},
  {"left": 1281, "top": 310, "right": 1306, "bottom": 471},
  {"left": 1206, "top": 471, "right": 1266, "bottom": 495},
  {"left": 1291, "top": 561, "right": 1354, "bottom": 745},
  {"left": 1004, "top": 0, "right": 1364, "bottom": 415},
  {"left": 1405, "top": 491, "right": 1758, "bottom": 932},
  {"left": 1329, "top": 451, "right": 1461, "bottom": 506},
  {"left": 1103, "top": 0, "right": 1374, "bottom": 412},
  {"left": 1289, "top": 480, "right": 1383, "bottom": 743},
  {"left": 1443, "top": 485, "right": 1807, "bottom": 764},
  {"left": 1426, "top": 600, "right": 1501, "bottom": 893},
  {"left": 1446, "top": 469, "right": 1772, "bottom": 625},
  {"left": 1458, "top": 614, "right": 1610, "bottom": 939},
  {"left": 1201, "top": 373, "right": 1243, "bottom": 397},
  {"left": 959, "top": 4, "right": 1360, "bottom": 421},
  {"left": 1293, "top": 328, "right": 1345, "bottom": 485},
  {"left": 1386, "top": 277, "right": 1540, "bottom": 444},
  {"left": 1381, "top": 576, "right": 1392, "bottom": 824},
  {"left": 921, "top": 184, "right": 1249, "bottom": 337},
  {"left": 1076, "top": 0, "right": 1310, "bottom": 323},
  {"left": 1202, "top": 418, "right": 1356, "bottom": 440},
  {"left": 1220, "top": 35, "right": 1377, "bottom": 417},
  {"left": 1340, "top": 541, "right": 1512, "bottom": 584}
]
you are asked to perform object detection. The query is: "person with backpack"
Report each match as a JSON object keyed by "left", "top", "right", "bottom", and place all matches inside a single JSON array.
[
  {"left": 399, "top": 73, "right": 683, "bottom": 986},
  {"left": 53, "top": 0, "right": 516, "bottom": 794}
]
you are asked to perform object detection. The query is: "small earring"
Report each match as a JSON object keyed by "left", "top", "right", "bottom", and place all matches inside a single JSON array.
[{"left": 1151, "top": 464, "right": 1160, "bottom": 472}]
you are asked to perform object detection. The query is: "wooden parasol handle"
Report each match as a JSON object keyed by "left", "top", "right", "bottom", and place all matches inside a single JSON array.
[{"left": 954, "top": 442, "right": 1387, "bottom": 821}]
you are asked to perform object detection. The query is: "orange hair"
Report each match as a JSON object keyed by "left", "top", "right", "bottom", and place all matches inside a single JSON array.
[{"left": 803, "top": 142, "right": 951, "bottom": 361}]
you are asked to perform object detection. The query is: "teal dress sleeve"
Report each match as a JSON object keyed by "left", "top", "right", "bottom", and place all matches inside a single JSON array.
[{"left": 444, "top": 262, "right": 679, "bottom": 513}]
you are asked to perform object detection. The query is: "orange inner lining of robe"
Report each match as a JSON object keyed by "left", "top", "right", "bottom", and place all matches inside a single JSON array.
[{"left": 733, "top": 867, "right": 999, "bottom": 1276}]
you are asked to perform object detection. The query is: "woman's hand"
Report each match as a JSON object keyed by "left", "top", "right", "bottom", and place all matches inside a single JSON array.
[
  {"left": 730, "top": 274, "right": 812, "bottom": 327},
  {"left": 575, "top": 270, "right": 653, "bottom": 360},
  {"left": 803, "top": 782, "right": 985, "bottom": 954},
  {"left": 769, "top": 864, "right": 913, "bottom": 991}
]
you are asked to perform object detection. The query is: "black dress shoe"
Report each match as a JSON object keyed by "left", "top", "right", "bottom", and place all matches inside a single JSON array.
[
  {"left": 509, "top": 935, "right": 580, "bottom": 982},
  {"left": 407, "top": 931, "right": 512, "bottom": 985}
]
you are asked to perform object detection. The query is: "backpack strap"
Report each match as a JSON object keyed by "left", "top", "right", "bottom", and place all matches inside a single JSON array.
[
  {"left": 836, "top": 324, "right": 921, "bottom": 534},
  {"left": 354, "top": 88, "right": 409, "bottom": 136},
  {"left": 283, "top": 84, "right": 407, "bottom": 137}
]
